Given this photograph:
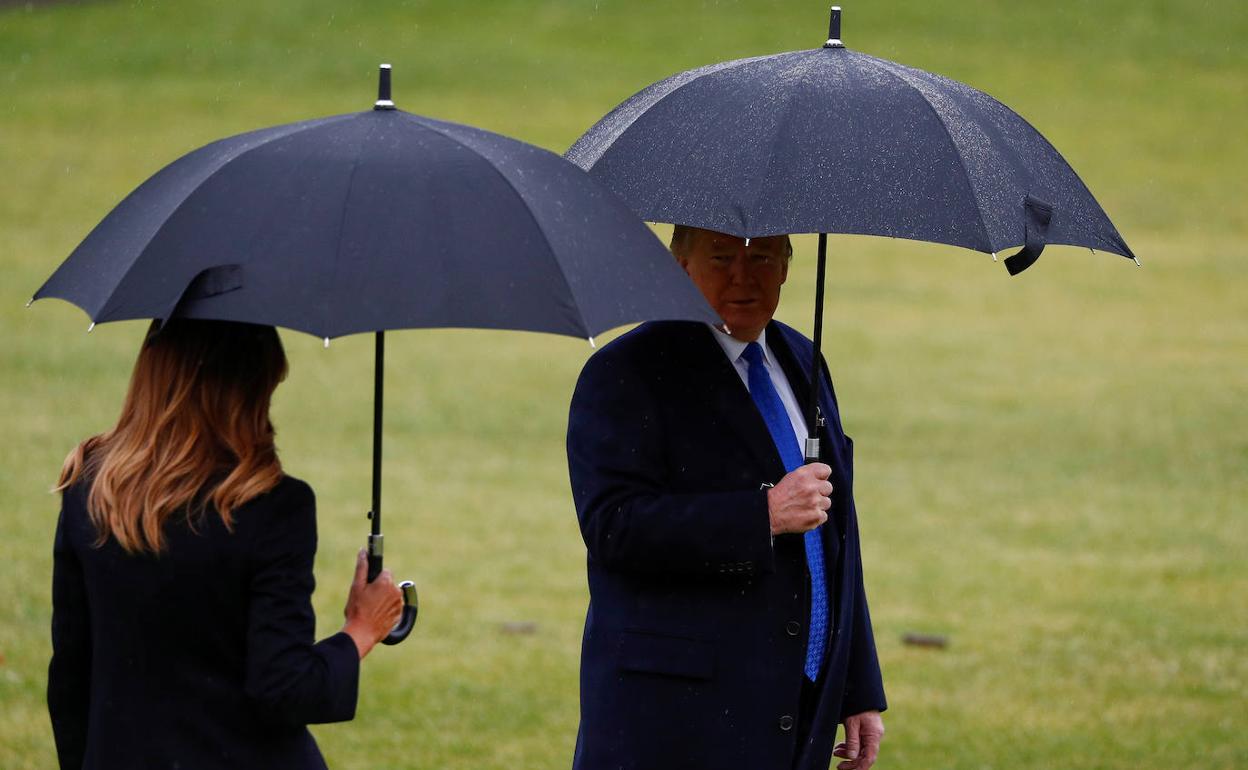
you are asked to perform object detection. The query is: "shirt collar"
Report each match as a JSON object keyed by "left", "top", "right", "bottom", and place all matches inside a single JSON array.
[{"left": 707, "top": 323, "right": 771, "bottom": 367}]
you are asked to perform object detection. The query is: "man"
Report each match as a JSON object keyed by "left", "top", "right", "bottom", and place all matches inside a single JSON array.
[{"left": 566, "top": 226, "right": 885, "bottom": 770}]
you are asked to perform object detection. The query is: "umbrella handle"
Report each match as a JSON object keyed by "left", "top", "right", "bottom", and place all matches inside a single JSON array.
[
  {"left": 382, "top": 581, "right": 419, "bottom": 646},
  {"left": 366, "top": 535, "right": 419, "bottom": 645}
]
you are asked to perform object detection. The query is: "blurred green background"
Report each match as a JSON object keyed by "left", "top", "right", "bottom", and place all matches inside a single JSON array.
[{"left": 2, "top": 1, "right": 1244, "bottom": 768}]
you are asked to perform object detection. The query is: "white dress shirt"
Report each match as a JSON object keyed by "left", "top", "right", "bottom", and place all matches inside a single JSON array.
[{"left": 707, "top": 325, "right": 809, "bottom": 456}]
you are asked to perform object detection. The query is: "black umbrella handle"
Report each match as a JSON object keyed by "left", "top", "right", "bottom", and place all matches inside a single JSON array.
[
  {"left": 366, "top": 532, "right": 418, "bottom": 645},
  {"left": 383, "top": 581, "right": 419, "bottom": 646}
]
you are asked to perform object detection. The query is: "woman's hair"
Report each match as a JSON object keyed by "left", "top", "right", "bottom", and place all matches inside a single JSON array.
[{"left": 57, "top": 319, "right": 289, "bottom": 554}]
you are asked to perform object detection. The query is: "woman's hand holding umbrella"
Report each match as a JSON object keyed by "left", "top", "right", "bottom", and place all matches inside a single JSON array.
[{"left": 342, "top": 548, "right": 404, "bottom": 659}]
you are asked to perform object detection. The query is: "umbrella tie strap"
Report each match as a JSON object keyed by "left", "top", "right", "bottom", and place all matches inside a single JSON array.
[
  {"left": 1004, "top": 196, "right": 1054, "bottom": 276},
  {"left": 158, "top": 264, "right": 244, "bottom": 325}
]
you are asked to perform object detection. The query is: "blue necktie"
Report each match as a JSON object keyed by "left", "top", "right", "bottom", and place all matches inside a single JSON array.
[{"left": 742, "top": 341, "right": 828, "bottom": 681}]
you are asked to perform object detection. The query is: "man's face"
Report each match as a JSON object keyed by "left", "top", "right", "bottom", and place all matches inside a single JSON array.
[{"left": 677, "top": 229, "right": 790, "bottom": 342}]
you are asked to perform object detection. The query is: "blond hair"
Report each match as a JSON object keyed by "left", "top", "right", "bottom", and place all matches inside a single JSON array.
[{"left": 57, "top": 319, "right": 288, "bottom": 554}]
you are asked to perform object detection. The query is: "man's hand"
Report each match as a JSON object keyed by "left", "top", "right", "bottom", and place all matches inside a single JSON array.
[
  {"left": 766, "top": 462, "right": 833, "bottom": 535},
  {"left": 833, "top": 710, "right": 884, "bottom": 770}
]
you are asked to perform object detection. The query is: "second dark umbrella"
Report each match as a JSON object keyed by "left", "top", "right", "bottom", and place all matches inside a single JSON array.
[
  {"left": 35, "top": 65, "right": 721, "bottom": 643},
  {"left": 568, "top": 8, "right": 1136, "bottom": 460}
]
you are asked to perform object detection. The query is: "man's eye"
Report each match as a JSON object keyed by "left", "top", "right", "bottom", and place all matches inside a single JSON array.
[{"left": 710, "top": 253, "right": 733, "bottom": 263}]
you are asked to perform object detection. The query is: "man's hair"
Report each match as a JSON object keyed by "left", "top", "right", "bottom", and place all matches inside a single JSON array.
[{"left": 669, "top": 224, "right": 793, "bottom": 259}]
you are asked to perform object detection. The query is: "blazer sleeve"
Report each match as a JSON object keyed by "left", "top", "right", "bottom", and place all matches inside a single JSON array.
[
  {"left": 833, "top": 443, "right": 887, "bottom": 718},
  {"left": 47, "top": 502, "right": 91, "bottom": 770},
  {"left": 243, "top": 480, "right": 360, "bottom": 726},
  {"left": 807, "top": 335, "right": 887, "bottom": 717},
  {"left": 567, "top": 345, "right": 775, "bottom": 577},
  {"left": 839, "top": 545, "right": 888, "bottom": 718}
]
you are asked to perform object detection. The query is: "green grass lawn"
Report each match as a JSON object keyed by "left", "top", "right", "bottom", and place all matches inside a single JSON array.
[{"left": 2, "top": 1, "right": 1245, "bottom": 768}]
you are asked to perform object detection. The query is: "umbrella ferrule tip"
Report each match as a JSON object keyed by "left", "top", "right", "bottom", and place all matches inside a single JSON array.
[
  {"left": 826, "top": 5, "right": 843, "bottom": 47},
  {"left": 25, "top": 297, "right": 33, "bottom": 308},
  {"left": 375, "top": 63, "right": 396, "bottom": 110}
]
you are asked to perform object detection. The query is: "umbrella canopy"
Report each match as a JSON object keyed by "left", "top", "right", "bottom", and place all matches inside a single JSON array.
[
  {"left": 567, "top": 9, "right": 1135, "bottom": 272},
  {"left": 36, "top": 74, "right": 717, "bottom": 341},
  {"left": 34, "top": 65, "right": 719, "bottom": 644},
  {"left": 567, "top": 9, "right": 1136, "bottom": 462}
]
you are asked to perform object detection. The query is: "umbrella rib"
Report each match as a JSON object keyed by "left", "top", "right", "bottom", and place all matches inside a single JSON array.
[
  {"left": 568, "top": 54, "right": 773, "bottom": 170},
  {"left": 406, "top": 115, "right": 593, "bottom": 337},
  {"left": 324, "top": 115, "right": 383, "bottom": 339},
  {"left": 863, "top": 57, "right": 995, "bottom": 254}
]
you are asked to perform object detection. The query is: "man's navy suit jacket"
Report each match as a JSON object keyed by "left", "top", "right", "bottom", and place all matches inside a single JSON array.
[{"left": 567, "top": 320, "right": 886, "bottom": 770}]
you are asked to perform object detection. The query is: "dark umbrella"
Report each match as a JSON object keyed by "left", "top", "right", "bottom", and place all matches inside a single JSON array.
[
  {"left": 568, "top": 8, "right": 1136, "bottom": 461},
  {"left": 34, "top": 65, "right": 720, "bottom": 644}
]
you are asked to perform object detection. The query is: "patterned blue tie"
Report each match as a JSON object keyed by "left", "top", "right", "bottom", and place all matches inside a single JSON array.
[{"left": 741, "top": 341, "right": 828, "bottom": 681}]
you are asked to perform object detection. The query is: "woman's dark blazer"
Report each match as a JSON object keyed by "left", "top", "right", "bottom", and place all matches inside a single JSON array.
[{"left": 48, "top": 474, "right": 360, "bottom": 770}]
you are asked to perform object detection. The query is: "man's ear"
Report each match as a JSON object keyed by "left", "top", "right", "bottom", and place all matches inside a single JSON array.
[
  {"left": 676, "top": 256, "right": 692, "bottom": 276},
  {"left": 779, "top": 257, "right": 790, "bottom": 285}
]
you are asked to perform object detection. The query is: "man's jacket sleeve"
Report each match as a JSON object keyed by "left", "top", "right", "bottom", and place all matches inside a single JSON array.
[{"left": 567, "top": 346, "right": 775, "bottom": 578}]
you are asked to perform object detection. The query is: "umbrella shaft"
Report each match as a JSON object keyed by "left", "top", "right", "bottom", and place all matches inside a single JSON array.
[
  {"left": 805, "top": 233, "right": 828, "bottom": 463},
  {"left": 371, "top": 331, "right": 384, "bottom": 535}
]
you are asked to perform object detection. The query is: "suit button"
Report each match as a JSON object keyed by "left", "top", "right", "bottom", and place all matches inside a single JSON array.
[
  {"left": 786, "top": 621, "right": 801, "bottom": 637},
  {"left": 779, "top": 715, "right": 794, "bottom": 732}
]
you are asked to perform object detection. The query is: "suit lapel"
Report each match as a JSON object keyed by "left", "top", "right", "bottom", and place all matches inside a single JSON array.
[
  {"left": 768, "top": 323, "right": 816, "bottom": 441},
  {"left": 675, "top": 323, "right": 787, "bottom": 480}
]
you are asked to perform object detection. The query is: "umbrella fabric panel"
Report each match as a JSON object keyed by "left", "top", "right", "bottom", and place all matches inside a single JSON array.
[
  {"left": 34, "top": 115, "right": 352, "bottom": 319},
  {"left": 863, "top": 54, "right": 1134, "bottom": 258},
  {"left": 415, "top": 114, "right": 716, "bottom": 339},
  {"left": 310, "top": 111, "right": 588, "bottom": 338},
  {"left": 574, "top": 48, "right": 998, "bottom": 246},
  {"left": 727, "top": 50, "right": 995, "bottom": 249},
  {"left": 38, "top": 108, "right": 720, "bottom": 340},
  {"left": 569, "top": 47, "right": 1133, "bottom": 260},
  {"left": 566, "top": 54, "right": 775, "bottom": 172},
  {"left": 101, "top": 114, "right": 374, "bottom": 329}
]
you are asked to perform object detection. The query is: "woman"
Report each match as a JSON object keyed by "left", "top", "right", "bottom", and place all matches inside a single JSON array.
[{"left": 48, "top": 319, "right": 403, "bottom": 769}]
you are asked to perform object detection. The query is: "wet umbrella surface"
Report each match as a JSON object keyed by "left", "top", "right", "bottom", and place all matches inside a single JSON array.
[
  {"left": 568, "top": 8, "right": 1136, "bottom": 454},
  {"left": 34, "top": 65, "right": 720, "bottom": 643}
]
